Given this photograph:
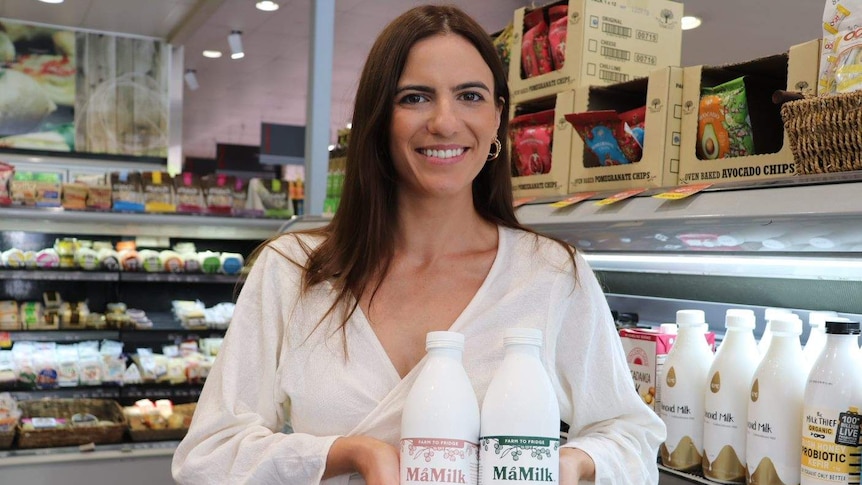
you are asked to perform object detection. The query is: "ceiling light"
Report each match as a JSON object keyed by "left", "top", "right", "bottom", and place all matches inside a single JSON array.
[
  {"left": 184, "top": 69, "right": 199, "bottom": 91},
  {"left": 37, "top": 0, "right": 64, "bottom": 3},
  {"left": 256, "top": 1, "right": 279, "bottom": 12},
  {"left": 202, "top": 50, "right": 222, "bottom": 59},
  {"left": 681, "top": 16, "right": 702, "bottom": 31},
  {"left": 228, "top": 30, "right": 244, "bottom": 60}
]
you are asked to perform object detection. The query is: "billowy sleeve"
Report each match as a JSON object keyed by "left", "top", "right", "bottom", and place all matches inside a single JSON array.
[
  {"left": 172, "top": 240, "right": 340, "bottom": 484},
  {"left": 551, "top": 252, "right": 666, "bottom": 485}
]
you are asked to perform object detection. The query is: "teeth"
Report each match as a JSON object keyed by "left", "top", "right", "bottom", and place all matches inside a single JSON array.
[{"left": 422, "top": 148, "right": 464, "bottom": 159}]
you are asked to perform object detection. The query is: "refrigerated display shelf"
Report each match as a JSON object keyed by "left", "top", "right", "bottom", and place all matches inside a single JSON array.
[{"left": 0, "top": 269, "right": 240, "bottom": 284}]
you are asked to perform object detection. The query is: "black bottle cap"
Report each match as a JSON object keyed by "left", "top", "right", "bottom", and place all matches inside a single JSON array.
[{"left": 825, "top": 320, "right": 861, "bottom": 335}]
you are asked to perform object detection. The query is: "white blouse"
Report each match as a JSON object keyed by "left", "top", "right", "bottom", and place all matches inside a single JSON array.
[{"left": 172, "top": 226, "right": 666, "bottom": 484}]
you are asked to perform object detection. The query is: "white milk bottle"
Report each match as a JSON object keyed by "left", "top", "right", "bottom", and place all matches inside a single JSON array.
[
  {"left": 480, "top": 328, "right": 559, "bottom": 485},
  {"left": 660, "top": 309, "right": 714, "bottom": 472},
  {"left": 801, "top": 311, "right": 838, "bottom": 372},
  {"left": 801, "top": 319, "right": 862, "bottom": 485},
  {"left": 746, "top": 314, "right": 806, "bottom": 485},
  {"left": 702, "top": 309, "right": 760, "bottom": 483},
  {"left": 401, "top": 331, "right": 479, "bottom": 485},
  {"left": 757, "top": 307, "right": 794, "bottom": 356}
]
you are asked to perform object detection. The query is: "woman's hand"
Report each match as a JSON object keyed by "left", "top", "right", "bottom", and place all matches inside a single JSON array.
[
  {"left": 560, "top": 447, "right": 596, "bottom": 484},
  {"left": 325, "top": 435, "right": 400, "bottom": 485}
]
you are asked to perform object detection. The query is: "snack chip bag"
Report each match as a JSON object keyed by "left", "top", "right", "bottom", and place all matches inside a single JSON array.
[
  {"left": 521, "top": 8, "right": 552, "bottom": 79},
  {"left": 697, "top": 77, "right": 754, "bottom": 160},
  {"left": 820, "top": 1, "right": 862, "bottom": 94},
  {"left": 566, "top": 111, "right": 630, "bottom": 167},
  {"left": 509, "top": 109, "right": 555, "bottom": 176},
  {"left": 548, "top": 5, "right": 568, "bottom": 71}
]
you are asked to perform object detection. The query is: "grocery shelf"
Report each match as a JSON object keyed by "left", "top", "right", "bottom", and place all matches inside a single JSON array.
[
  {"left": 119, "top": 272, "right": 239, "bottom": 284},
  {"left": 517, "top": 180, "right": 862, "bottom": 253},
  {"left": 0, "top": 440, "right": 178, "bottom": 464},
  {"left": 0, "top": 269, "right": 119, "bottom": 281},
  {"left": 0, "top": 207, "right": 286, "bottom": 240}
]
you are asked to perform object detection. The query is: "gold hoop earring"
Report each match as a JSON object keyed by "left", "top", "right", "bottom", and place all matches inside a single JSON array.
[{"left": 487, "top": 137, "right": 502, "bottom": 161}]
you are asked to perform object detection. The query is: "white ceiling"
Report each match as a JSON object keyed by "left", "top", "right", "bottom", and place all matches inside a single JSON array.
[{"left": 0, "top": 0, "right": 824, "bottom": 159}]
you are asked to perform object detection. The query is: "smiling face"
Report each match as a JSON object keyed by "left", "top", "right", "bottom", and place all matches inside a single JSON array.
[{"left": 389, "top": 33, "right": 502, "bottom": 202}]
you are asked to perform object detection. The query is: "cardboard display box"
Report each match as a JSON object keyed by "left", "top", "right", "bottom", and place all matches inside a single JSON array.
[
  {"left": 620, "top": 326, "right": 716, "bottom": 412},
  {"left": 510, "top": 89, "right": 577, "bottom": 198},
  {"left": 509, "top": 0, "right": 682, "bottom": 104},
  {"left": 568, "top": 67, "right": 683, "bottom": 193},
  {"left": 677, "top": 39, "right": 820, "bottom": 185}
]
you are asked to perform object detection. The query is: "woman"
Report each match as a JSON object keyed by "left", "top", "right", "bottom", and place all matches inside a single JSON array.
[{"left": 172, "top": 5, "right": 665, "bottom": 484}]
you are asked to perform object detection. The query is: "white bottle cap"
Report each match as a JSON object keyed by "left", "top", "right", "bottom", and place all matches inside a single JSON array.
[
  {"left": 426, "top": 331, "right": 464, "bottom": 351},
  {"left": 659, "top": 323, "right": 678, "bottom": 334},
  {"left": 503, "top": 328, "right": 543, "bottom": 346},
  {"left": 764, "top": 307, "right": 793, "bottom": 321},
  {"left": 769, "top": 314, "right": 802, "bottom": 335},
  {"left": 676, "top": 309, "right": 705, "bottom": 327},
  {"left": 809, "top": 310, "right": 839, "bottom": 328},
  {"left": 725, "top": 309, "right": 755, "bottom": 330}
]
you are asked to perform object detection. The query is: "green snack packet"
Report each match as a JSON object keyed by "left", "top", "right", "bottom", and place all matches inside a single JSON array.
[{"left": 697, "top": 77, "right": 755, "bottom": 160}]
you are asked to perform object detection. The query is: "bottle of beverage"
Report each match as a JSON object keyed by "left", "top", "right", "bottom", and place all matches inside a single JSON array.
[
  {"left": 801, "top": 310, "right": 838, "bottom": 372},
  {"left": 757, "top": 307, "right": 794, "bottom": 356},
  {"left": 401, "top": 331, "right": 479, "bottom": 485},
  {"left": 660, "top": 309, "right": 714, "bottom": 472},
  {"left": 702, "top": 309, "right": 760, "bottom": 483},
  {"left": 747, "top": 313, "right": 806, "bottom": 485},
  {"left": 801, "top": 318, "right": 862, "bottom": 485},
  {"left": 480, "top": 328, "right": 559, "bottom": 484}
]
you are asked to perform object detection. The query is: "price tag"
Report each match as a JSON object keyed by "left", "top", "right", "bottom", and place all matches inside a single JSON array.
[
  {"left": 652, "top": 183, "right": 713, "bottom": 200},
  {"left": 513, "top": 197, "right": 536, "bottom": 208},
  {"left": 0, "top": 332, "right": 10, "bottom": 349},
  {"left": 549, "top": 192, "right": 598, "bottom": 209},
  {"left": 595, "top": 188, "right": 647, "bottom": 206}
]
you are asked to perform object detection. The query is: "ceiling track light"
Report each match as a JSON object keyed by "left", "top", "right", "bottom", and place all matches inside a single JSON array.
[
  {"left": 184, "top": 69, "right": 199, "bottom": 91},
  {"left": 256, "top": 1, "right": 279, "bottom": 12},
  {"left": 228, "top": 30, "right": 244, "bottom": 60}
]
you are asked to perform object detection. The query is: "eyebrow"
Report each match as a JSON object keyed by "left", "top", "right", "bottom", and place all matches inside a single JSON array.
[{"left": 394, "top": 81, "right": 492, "bottom": 95}]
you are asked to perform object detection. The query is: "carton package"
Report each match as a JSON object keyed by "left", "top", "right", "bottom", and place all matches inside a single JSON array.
[
  {"left": 677, "top": 39, "right": 820, "bottom": 185},
  {"left": 0, "top": 162, "right": 12, "bottom": 206},
  {"left": 620, "top": 326, "right": 716, "bottom": 412},
  {"left": 568, "top": 67, "right": 683, "bottom": 193},
  {"left": 10, "top": 171, "right": 62, "bottom": 207},
  {"left": 202, "top": 174, "right": 236, "bottom": 215},
  {"left": 510, "top": 89, "right": 577, "bottom": 198},
  {"left": 173, "top": 173, "right": 205, "bottom": 213},
  {"left": 110, "top": 171, "right": 144, "bottom": 212},
  {"left": 248, "top": 178, "right": 293, "bottom": 219},
  {"left": 73, "top": 173, "right": 112, "bottom": 210},
  {"left": 141, "top": 171, "right": 176, "bottom": 213},
  {"left": 509, "top": 0, "right": 683, "bottom": 103}
]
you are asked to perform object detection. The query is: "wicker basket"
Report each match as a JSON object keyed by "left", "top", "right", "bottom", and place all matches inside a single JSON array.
[
  {"left": 128, "top": 402, "right": 196, "bottom": 442},
  {"left": 781, "top": 91, "right": 862, "bottom": 174},
  {"left": 17, "top": 399, "right": 126, "bottom": 449}
]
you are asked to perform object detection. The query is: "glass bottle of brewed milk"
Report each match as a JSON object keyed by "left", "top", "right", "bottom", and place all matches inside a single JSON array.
[
  {"left": 401, "top": 331, "right": 479, "bottom": 485},
  {"left": 660, "top": 309, "right": 714, "bottom": 472},
  {"left": 801, "top": 311, "right": 838, "bottom": 372},
  {"left": 480, "top": 328, "right": 559, "bottom": 485},
  {"left": 757, "top": 307, "right": 794, "bottom": 356},
  {"left": 801, "top": 319, "right": 862, "bottom": 485},
  {"left": 746, "top": 314, "right": 806, "bottom": 485},
  {"left": 702, "top": 309, "right": 760, "bottom": 484}
]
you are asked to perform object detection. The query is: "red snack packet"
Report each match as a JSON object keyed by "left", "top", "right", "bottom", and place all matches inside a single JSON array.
[
  {"left": 521, "top": 9, "right": 553, "bottom": 78},
  {"left": 565, "top": 111, "right": 630, "bottom": 167},
  {"left": 548, "top": 5, "right": 568, "bottom": 71},
  {"left": 509, "top": 109, "right": 555, "bottom": 176},
  {"left": 618, "top": 106, "right": 647, "bottom": 163}
]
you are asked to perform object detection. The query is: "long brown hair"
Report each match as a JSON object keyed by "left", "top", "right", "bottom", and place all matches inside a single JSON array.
[{"left": 264, "top": 5, "right": 574, "bottom": 337}]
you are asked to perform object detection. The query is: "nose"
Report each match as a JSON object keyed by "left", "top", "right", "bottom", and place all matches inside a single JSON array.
[{"left": 427, "top": 99, "right": 459, "bottom": 137}]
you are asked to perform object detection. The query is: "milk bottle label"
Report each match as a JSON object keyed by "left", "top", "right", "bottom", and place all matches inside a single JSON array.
[
  {"left": 801, "top": 407, "right": 861, "bottom": 484},
  {"left": 479, "top": 436, "right": 559, "bottom": 484},
  {"left": 400, "top": 438, "right": 478, "bottom": 484}
]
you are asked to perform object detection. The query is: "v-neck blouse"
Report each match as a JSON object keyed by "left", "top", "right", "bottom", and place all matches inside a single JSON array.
[{"left": 173, "top": 226, "right": 666, "bottom": 485}]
